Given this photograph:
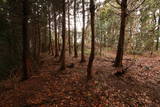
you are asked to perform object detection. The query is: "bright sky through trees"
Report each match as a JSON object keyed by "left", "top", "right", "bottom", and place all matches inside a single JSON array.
[{"left": 69, "top": 0, "right": 105, "bottom": 32}]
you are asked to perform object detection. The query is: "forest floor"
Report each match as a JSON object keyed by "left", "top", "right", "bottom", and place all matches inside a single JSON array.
[{"left": 0, "top": 53, "right": 160, "bottom": 107}]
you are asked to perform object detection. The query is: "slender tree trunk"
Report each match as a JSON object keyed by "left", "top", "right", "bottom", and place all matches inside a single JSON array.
[
  {"left": 68, "top": 0, "right": 71, "bottom": 56},
  {"left": 80, "top": 0, "right": 86, "bottom": 62},
  {"left": 37, "top": 21, "right": 41, "bottom": 59},
  {"left": 33, "top": 23, "right": 38, "bottom": 63},
  {"left": 153, "top": 11, "right": 158, "bottom": 51},
  {"left": 44, "top": 24, "right": 47, "bottom": 51},
  {"left": 156, "top": 37, "right": 159, "bottom": 51},
  {"left": 156, "top": 16, "right": 160, "bottom": 51},
  {"left": 21, "top": 0, "right": 29, "bottom": 81},
  {"left": 43, "top": 16, "right": 48, "bottom": 52},
  {"left": 58, "top": 32, "right": 61, "bottom": 53},
  {"left": 87, "top": 0, "right": 95, "bottom": 80},
  {"left": 42, "top": 25, "right": 47, "bottom": 52},
  {"left": 54, "top": 11, "right": 59, "bottom": 57},
  {"left": 74, "top": 0, "right": 78, "bottom": 58},
  {"left": 48, "top": 10, "right": 53, "bottom": 55},
  {"left": 36, "top": 24, "right": 39, "bottom": 60},
  {"left": 59, "top": 16, "right": 64, "bottom": 62},
  {"left": 129, "top": 23, "right": 132, "bottom": 50},
  {"left": 114, "top": 0, "right": 127, "bottom": 67},
  {"left": 60, "top": 0, "right": 66, "bottom": 70},
  {"left": 100, "top": 33, "right": 103, "bottom": 56},
  {"left": 33, "top": 23, "right": 37, "bottom": 59},
  {"left": 58, "top": 15, "right": 61, "bottom": 54},
  {"left": 48, "top": 11, "right": 51, "bottom": 54}
]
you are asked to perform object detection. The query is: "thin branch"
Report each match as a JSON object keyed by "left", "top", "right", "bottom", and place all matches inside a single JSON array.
[
  {"left": 109, "top": 2, "right": 121, "bottom": 9},
  {"left": 127, "top": 0, "right": 137, "bottom": 6},
  {"left": 128, "top": 0, "right": 145, "bottom": 14},
  {"left": 112, "top": 11, "right": 121, "bottom": 16},
  {"left": 116, "top": 0, "right": 121, "bottom": 6},
  {"left": 127, "top": 0, "right": 132, "bottom": 5}
]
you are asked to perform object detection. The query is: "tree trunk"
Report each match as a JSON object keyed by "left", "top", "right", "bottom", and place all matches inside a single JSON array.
[
  {"left": 36, "top": 24, "right": 39, "bottom": 60},
  {"left": 48, "top": 10, "right": 53, "bottom": 55},
  {"left": 42, "top": 23, "right": 47, "bottom": 52},
  {"left": 21, "top": 0, "right": 29, "bottom": 81},
  {"left": 156, "top": 15, "right": 160, "bottom": 51},
  {"left": 58, "top": 15, "right": 62, "bottom": 55},
  {"left": 80, "top": 0, "right": 86, "bottom": 63},
  {"left": 37, "top": 21, "right": 41, "bottom": 59},
  {"left": 60, "top": 0, "right": 66, "bottom": 70},
  {"left": 58, "top": 33, "right": 61, "bottom": 53},
  {"left": 74, "top": 0, "right": 78, "bottom": 58},
  {"left": 100, "top": 33, "right": 103, "bottom": 56},
  {"left": 68, "top": 0, "right": 71, "bottom": 56},
  {"left": 114, "top": 0, "right": 127, "bottom": 67},
  {"left": 54, "top": 11, "right": 59, "bottom": 57},
  {"left": 33, "top": 23, "right": 37, "bottom": 59},
  {"left": 87, "top": 0, "right": 95, "bottom": 80},
  {"left": 43, "top": 12, "right": 48, "bottom": 52},
  {"left": 45, "top": 23, "right": 47, "bottom": 51}
]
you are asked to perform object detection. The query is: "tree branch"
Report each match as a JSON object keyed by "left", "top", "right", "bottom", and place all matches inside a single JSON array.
[
  {"left": 128, "top": 0, "right": 145, "bottom": 14},
  {"left": 116, "top": 0, "right": 121, "bottom": 6},
  {"left": 109, "top": 2, "right": 121, "bottom": 9}
]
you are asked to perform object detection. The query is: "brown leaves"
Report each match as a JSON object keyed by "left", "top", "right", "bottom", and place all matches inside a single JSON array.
[{"left": 0, "top": 54, "right": 160, "bottom": 106}]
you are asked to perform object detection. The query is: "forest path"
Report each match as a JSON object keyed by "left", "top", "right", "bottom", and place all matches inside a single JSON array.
[{"left": 0, "top": 54, "right": 160, "bottom": 107}]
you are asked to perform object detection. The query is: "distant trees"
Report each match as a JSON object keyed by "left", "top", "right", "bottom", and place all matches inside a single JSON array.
[
  {"left": 95, "top": 0, "right": 160, "bottom": 73},
  {"left": 1, "top": 0, "right": 160, "bottom": 81}
]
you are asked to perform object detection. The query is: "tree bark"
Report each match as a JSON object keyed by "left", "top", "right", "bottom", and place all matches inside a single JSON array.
[
  {"left": 48, "top": 10, "right": 53, "bottom": 55},
  {"left": 21, "top": 0, "right": 29, "bottom": 81},
  {"left": 87, "top": 0, "right": 95, "bottom": 80},
  {"left": 37, "top": 20, "right": 41, "bottom": 59},
  {"left": 80, "top": 0, "right": 86, "bottom": 63},
  {"left": 60, "top": 0, "right": 66, "bottom": 70},
  {"left": 74, "top": 0, "right": 78, "bottom": 58},
  {"left": 114, "top": 0, "right": 127, "bottom": 67},
  {"left": 54, "top": 11, "right": 59, "bottom": 57},
  {"left": 33, "top": 23, "right": 37, "bottom": 60},
  {"left": 58, "top": 15, "right": 62, "bottom": 55},
  {"left": 68, "top": 0, "right": 71, "bottom": 56},
  {"left": 100, "top": 32, "right": 103, "bottom": 56},
  {"left": 156, "top": 15, "right": 160, "bottom": 51}
]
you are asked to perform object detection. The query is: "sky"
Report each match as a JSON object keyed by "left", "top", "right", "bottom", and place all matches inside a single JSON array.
[{"left": 69, "top": 0, "right": 105, "bottom": 32}]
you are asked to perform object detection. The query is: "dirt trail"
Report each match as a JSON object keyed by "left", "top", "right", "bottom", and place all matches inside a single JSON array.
[{"left": 0, "top": 55, "right": 160, "bottom": 107}]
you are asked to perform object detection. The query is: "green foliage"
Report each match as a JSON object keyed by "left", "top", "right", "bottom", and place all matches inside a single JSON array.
[
  {"left": 95, "top": 0, "right": 160, "bottom": 55},
  {"left": 96, "top": 4, "right": 120, "bottom": 53}
]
